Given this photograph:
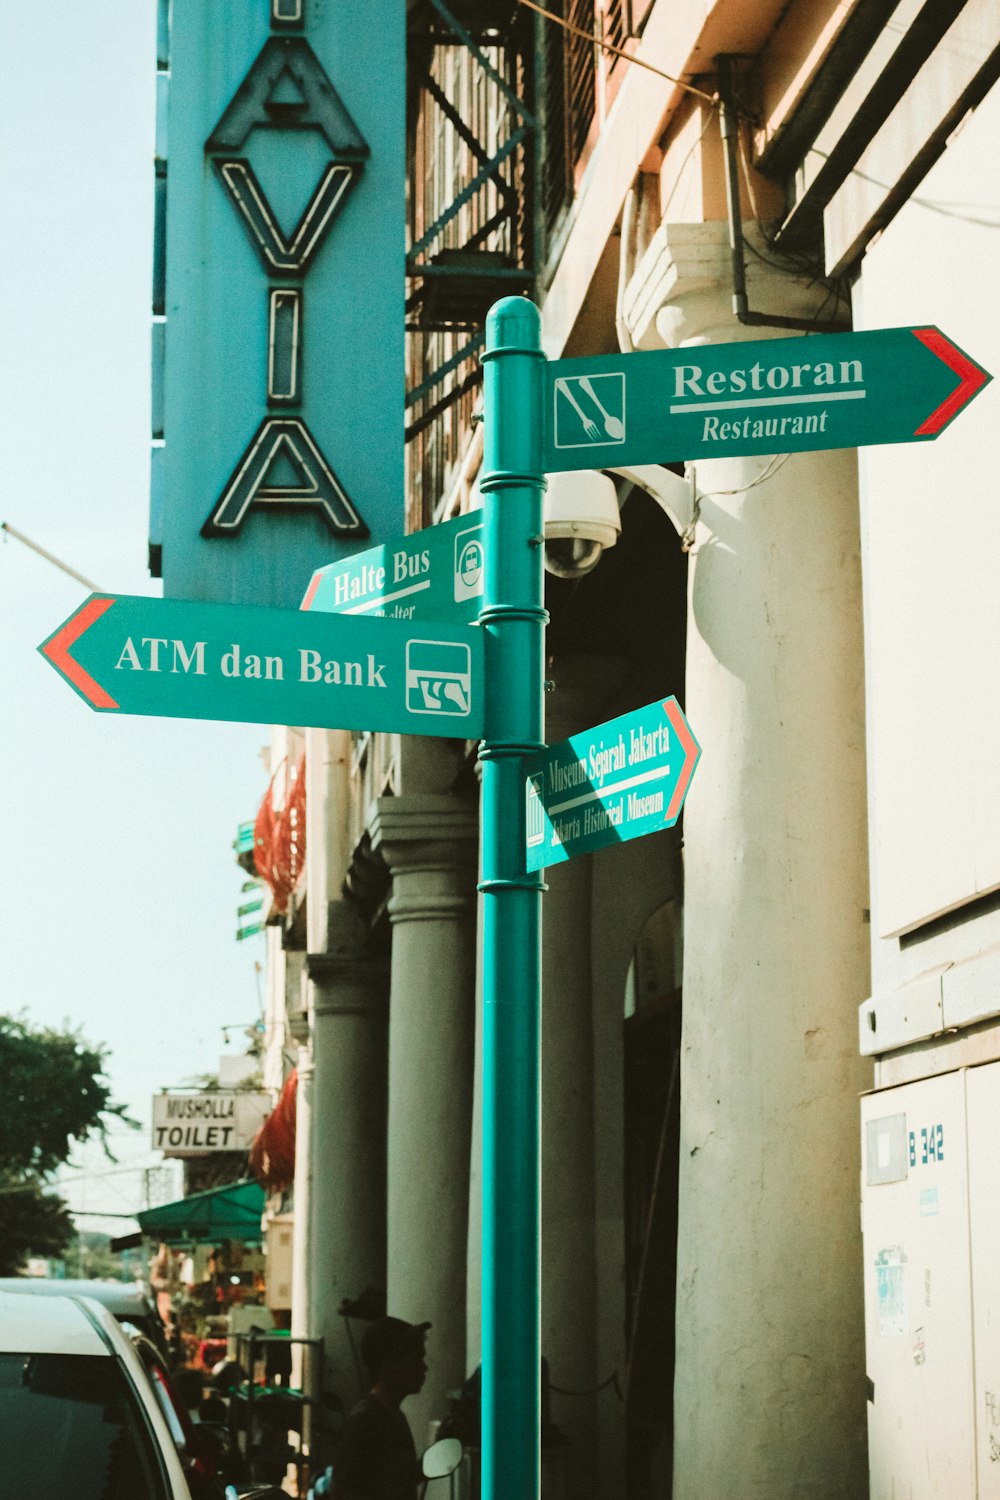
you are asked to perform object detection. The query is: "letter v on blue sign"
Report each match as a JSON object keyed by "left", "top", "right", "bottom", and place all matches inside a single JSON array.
[{"left": 213, "top": 159, "right": 357, "bottom": 275}]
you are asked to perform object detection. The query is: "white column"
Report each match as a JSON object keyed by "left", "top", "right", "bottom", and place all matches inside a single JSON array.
[
  {"left": 303, "top": 928, "right": 388, "bottom": 1404},
  {"left": 289, "top": 1039, "right": 314, "bottom": 1400},
  {"left": 634, "top": 222, "right": 871, "bottom": 1498},
  {"left": 370, "top": 794, "right": 479, "bottom": 1448},
  {"left": 291, "top": 730, "right": 388, "bottom": 1408}
]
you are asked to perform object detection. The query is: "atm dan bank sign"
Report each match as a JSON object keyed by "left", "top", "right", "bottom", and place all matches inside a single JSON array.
[{"left": 152, "top": 1091, "right": 271, "bottom": 1157}]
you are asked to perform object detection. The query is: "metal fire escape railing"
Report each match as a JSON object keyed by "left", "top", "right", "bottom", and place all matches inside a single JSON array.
[
  {"left": 404, "top": 0, "right": 538, "bottom": 479},
  {"left": 404, "top": 1, "right": 639, "bottom": 522}
]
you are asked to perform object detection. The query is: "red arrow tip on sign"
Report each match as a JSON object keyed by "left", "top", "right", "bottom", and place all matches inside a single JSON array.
[
  {"left": 912, "top": 328, "right": 991, "bottom": 436},
  {"left": 663, "top": 698, "right": 700, "bottom": 823},
  {"left": 300, "top": 570, "right": 322, "bottom": 611},
  {"left": 40, "top": 596, "right": 119, "bottom": 709}
]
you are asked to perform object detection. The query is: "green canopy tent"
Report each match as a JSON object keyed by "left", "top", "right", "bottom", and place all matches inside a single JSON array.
[{"left": 136, "top": 1179, "right": 266, "bottom": 1246}]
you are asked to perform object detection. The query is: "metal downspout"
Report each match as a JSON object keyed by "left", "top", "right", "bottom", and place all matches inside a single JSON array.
[{"left": 716, "top": 55, "right": 848, "bottom": 335}]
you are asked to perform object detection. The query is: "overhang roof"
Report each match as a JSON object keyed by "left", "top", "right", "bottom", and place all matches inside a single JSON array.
[{"left": 136, "top": 1179, "right": 265, "bottom": 1246}]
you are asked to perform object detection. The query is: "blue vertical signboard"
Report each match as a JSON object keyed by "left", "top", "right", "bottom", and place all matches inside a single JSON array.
[{"left": 155, "top": 0, "right": 405, "bottom": 607}]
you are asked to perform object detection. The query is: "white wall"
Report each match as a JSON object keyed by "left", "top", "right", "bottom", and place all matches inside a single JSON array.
[{"left": 856, "top": 80, "right": 1000, "bottom": 972}]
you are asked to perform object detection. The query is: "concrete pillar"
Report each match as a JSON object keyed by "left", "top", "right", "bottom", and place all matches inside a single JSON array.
[
  {"left": 302, "top": 729, "right": 352, "bottom": 961},
  {"left": 539, "top": 656, "right": 625, "bottom": 1497},
  {"left": 370, "top": 794, "right": 479, "bottom": 1448},
  {"left": 289, "top": 1037, "right": 314, "bottom": 1407},
  {"left": 300, "top": 912, "right": 388, "bottom": 1406},
  {"left": 634, "top": 223, "right": 870, "bottom": 1498},
  {"left": 289, "top": 1036, "right": 313, "bottom": 1318},
  {"left": 291, "top": 728, "right": 388, "bottom": 1409},
  {"left": 590, "top": 830, "right": 678, "bottom": 1500}
]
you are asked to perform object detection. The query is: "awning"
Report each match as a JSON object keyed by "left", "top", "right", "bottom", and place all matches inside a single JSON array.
[
  {"left": 136, "top": 1179, "right": 266, "bottom": 1246},
  {"left": 110, "top": 1231, "right": 144, "bottom": 1253},
  {"left": 249, "top": 1069, "right": 297, "bottom": 1193}
]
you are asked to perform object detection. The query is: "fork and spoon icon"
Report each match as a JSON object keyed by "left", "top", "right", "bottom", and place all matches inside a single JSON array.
[{"left": 556, "top": 377, "right": 625, "bottom": 441}]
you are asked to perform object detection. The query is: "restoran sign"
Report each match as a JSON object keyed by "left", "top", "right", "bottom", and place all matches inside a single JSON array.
[{"left": 152, "top": 1091, "right": 270, "bottom": 1156}]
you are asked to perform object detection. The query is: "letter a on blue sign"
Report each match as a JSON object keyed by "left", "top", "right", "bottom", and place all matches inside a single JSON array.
[
  {"left": 205, "top": 37, "right": 368, "bottom": 157},
  {"left": 202, "top": 418, "right": 367, "bottom": 537}
]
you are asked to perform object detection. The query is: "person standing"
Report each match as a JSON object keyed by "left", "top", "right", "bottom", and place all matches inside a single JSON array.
[{"left": 315, "top": 1317, "right": 430, "bottom": 1500}]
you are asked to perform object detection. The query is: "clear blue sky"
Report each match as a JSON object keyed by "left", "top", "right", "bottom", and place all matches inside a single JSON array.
[{"left": 0, "top": 1, "right": 271, "bottom": 1231}]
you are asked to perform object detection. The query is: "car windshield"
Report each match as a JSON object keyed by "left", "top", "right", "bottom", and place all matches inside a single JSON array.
[{"left": 0, "top": 1351, "right": 170, "bottom": 1500}]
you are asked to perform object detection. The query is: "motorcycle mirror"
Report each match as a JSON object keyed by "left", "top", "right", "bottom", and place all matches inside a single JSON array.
[{"left": 422, "top": 1436, "right": 463, "bottom": 1479}]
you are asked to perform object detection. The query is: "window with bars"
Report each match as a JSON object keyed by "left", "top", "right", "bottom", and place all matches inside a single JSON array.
[
  {"left": 539, "top": 0, "right": 641, "bottom": 245},
  {"left": 604, "top": 0, "right": 626, "bottom": 71},
  {"left": 540, "top": 0, "right": 593, "bottom": 237}
]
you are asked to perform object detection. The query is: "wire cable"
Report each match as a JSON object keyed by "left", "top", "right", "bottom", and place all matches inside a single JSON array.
[
  {"left": 516, "top": 0, "right": 718, "bottom": 106},
  {"left": 1, "top": 521, "right": 103, "bottom": 591}
]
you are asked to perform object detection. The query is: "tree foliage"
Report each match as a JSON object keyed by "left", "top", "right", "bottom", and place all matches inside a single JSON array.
[
  {"left": 0, "top": 1014, "right": 134, "bottom": 1174},
  {"left": 0, "top": 1181, "right": 74, "bottom": 1276},
  {"left": 0, "top": 1014, "right": 137, "bottom": 1274}
]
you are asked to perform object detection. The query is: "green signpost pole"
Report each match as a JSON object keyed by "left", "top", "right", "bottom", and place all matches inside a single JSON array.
[{"left": 479, "top": 297, "right": 547, "bottom": 1499}]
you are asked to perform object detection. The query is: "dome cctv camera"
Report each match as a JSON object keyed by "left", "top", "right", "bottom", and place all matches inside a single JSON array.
[
  {"left": 544, "top": 534, "right": 605, "bottom": 578},
  {"left": 543, "top": 470, "right": 621, "bottom": 580}
]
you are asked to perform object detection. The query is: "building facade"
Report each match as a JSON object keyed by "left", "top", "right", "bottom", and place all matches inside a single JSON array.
[{"left": 243, "top": 4, "right": 1000, "bottom": 1497}]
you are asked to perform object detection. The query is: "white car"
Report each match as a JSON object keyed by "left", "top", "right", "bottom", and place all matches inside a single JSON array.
[
  {"left": 0, "top": 1275, "right": 169, "bottom": 1352},
  {"left": 0, "top": 1287, "right": 193, "bottom": 1499}
]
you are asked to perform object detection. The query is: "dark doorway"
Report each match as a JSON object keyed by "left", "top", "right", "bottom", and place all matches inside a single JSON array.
[{"left": 623, "top": 900, "right": 683, "bottom": 1498}]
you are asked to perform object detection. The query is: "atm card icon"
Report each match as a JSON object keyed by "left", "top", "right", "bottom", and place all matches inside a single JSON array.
[{"left": 406, "top": 639, "right": 473, "bottom": 717}]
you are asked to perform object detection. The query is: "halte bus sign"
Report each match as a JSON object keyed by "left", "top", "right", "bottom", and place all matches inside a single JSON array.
[
  {"left": 523, "top": 697, "right": 700, "bottom": 870},
  {"left": 301, "top": 510, "right": 485, "bottom": 624},
  {"left": 546, "top": 326, "right": 991, "bottom": 470},
  {"left": 39, "top": 593, "right": 483, "bottom": 740}
]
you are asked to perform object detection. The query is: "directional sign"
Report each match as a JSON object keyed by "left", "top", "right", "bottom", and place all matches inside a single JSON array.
[
  {"left": 301, "top": 511, "right": 486, "bottom": 623},
  {"left": 39, "top": 594, "right": 483, "bottom": 740},
  {"left": 523, "top": 696, "right": 700, "bottom": 870},
  {"left": 545, "top": 326, "right": 991, "bottom": 471}
]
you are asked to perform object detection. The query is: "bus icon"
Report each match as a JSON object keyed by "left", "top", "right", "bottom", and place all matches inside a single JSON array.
[{"left": 454, "top": 525, "right": 485, "bottom": 603}]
